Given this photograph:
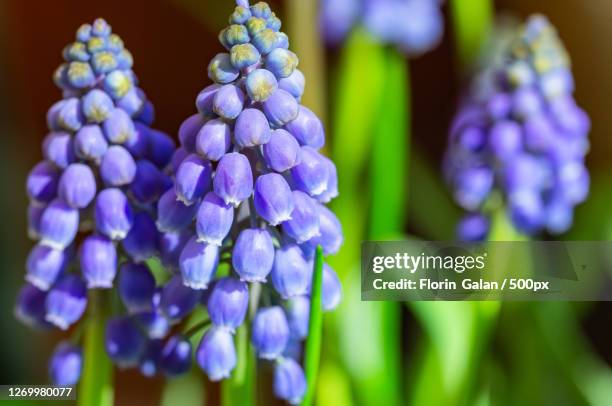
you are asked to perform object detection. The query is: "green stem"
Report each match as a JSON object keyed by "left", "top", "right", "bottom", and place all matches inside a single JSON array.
[
  {"left": 449, "top": 0, "right": 494, "bottom": 73},
  {"left": 78, "top": 290, "right": 113, "bottom": 406},
  {"left": 301, "top": 245, "right": 324, "bottom": 406},
  {"left": 221, "top": 323, "right": 255, "bottom": 406}
]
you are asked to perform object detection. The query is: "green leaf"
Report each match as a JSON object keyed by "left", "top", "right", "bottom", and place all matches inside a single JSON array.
[
  {"left": 449, "top": 0, "right": 494, "bottom": 72},
  {"left": 301, "top": 245, "right": 324, "bottom": 406},
  {"left": 78, "top": 290, "right": 113, "bottom": 406}
]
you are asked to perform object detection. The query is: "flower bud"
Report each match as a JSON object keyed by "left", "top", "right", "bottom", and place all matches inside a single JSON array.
[
  {"left": 207, "top": 277, "right": 249, "bottom": 331},
  {"left": 178, "top": 114, "right": 205, "bottom": 153},
  {"left": 254, "top": 173, "right": 294, "bottom": 225},
  {"left": 43, "top": 132, "right": 75, "bottom": 169},
  {"left": 123, "top": 212, "right": 159, "bottom": 262},
  {"left": 95, "top": 188, "right": 133, "bottom": 240},
  {"left": 39, "top": 199, "right": 79, "bottom": 249},
  {"left": 245, "top": 69, "right": 278, "bottom": 102},
  {"left": 196, "top": 84, "right": 221, "bottom": 118},
  {"left": 58, "top": 98, "right": 85, "bottom": 133},
  {"left": 159, "top": 275, "right": 201, "bottom": 320},
  {"left": 265, "top": 48, "right": 298, "bottom": 79},
  {"left": 45, "top": 274, "right": 87, "bottom": 330},
  {"left": 26, "top": 243, "right": 67, "bottom": 290},
  {"left": 196, "top": 326, "right": 236, "bottom": 381},
  {"left": 321, "top": 264, "right": 342, "bottom": 311},
  {"left": 263, "top": 129, "right": 301, "bottom": 172},
  {"left": 118, "top": 263, "right": 156, "bottom": 313},
  {"left": 230, "top": 43, "right": 261, "bottom": 70},
  {"left": 230, "top": 5, "right": 252, "bottom": 24},
  {"left": 271, "top": 245, "right": 310, "bottom": 298},
  {"left": 82, "top": 89, "right": 114, "bottom": 123},
  {"left": 315, "top": 156, "right": 338, "bottom": 203},
  {"left": 74, "top": 125, "right": 108, "bottom": 162},
  {"left": 285, "top": 296, "right": 310, "bottom": 340},
  {"left": 67, "top": 62, "right": 95, "bottom": 89},
  {"left": 49, "top": 342, "right": 82, "bottom": 385},
  {"left": 116, "top": 87, "right": 144, "bottom": 116},
  {"left": 213, "top": 152, "right": 254, "bottom": 207},
  {"left": 58, "top": 163, "right": 97, "bottom": 209},
  {"left": 273, "top": 358, "right": 306, "bottom": 405},
  {"left": 196, "top": 192, "right": 234, "bottom": 246},
  {"left": 134, "top": 311, "right": 170, "bottom": 339},
  {"left": 213, "top": 84, "right": 245, "bottom": 120},
  {"left": 179, "top": 237, "right": 219, "bottom": 290},
  {"left": 130, "top": 160, "right": 168, "bottom": 204},
  {"left": 290, "top": 147, "right": 329, "bottom": 196},
  {"left": 28, "top": 202, "right": 46, "bottom": 240},
  {"left": 105, "top": 316, "right": 146, "bottom": 368},
  {"left": 124, "top": 123, "right": 151, "bottom": 159},
  {"left": 488, "top": 120, "right": 522, "bottom": 161},
  {"left": 251, "top": 29, "right": 280, "bottom": 55},
  {"left": 15, "top": 283, "right": 49, "bottom": 328},
  {"left": 79, "top": 235, "right": 117, "bottom": 288},
  {"left": 308, "top": 204, "right": 343, "bottom": 255},
  {"left": 208, "top": 53, "right": 240, "bottom": 84},
  {"left": 175, "top": 154, "right": 213, "bottom": 205},
  {"left": 196, "top": 119, "right": 232, "bottom": 162},
  {"left": 160, "top": 335, "right": 192, "bottom": 377},
  {"left": 156, "top": 188, "right": 199, "bottom": 233},
  {"left": 139, "top": 339, "right": 164, "bottom": 377},
  {"left": 283, "top": 191, "right": 319, "bottom": 243},
  {"left": 103, "top": 108, "right": 135, "bottom": 144},
  {"left": 158, "top": 230, "right": 191, "bottom": 272},
  {"left": 251, "top": 306, "right": 290, "bottom": 359},
  {"left": 232, "top": 228, "right": 274, "bottom": 282},
  {"left": 452, "top": 167, "right": 494, "bottom": 211},
  {"left": 234, "top": 108, "right": 271, "bottom": 148},
  {"left": 103, "top": 70, "right": 132, "bottom": 99},
  {"left": 263, "top": 89, "right": 299, "bottom": 127},
  {"left": 100, "top": 145, "right": 137, "bottom": 187},
  {"left": 285, "top": 106, "right": 324, "bottom": 149},
  {"left": 278, "top": 69, "right": 305, "bottom": 101},
  {"left": 27, "top": 161, "right": 59, "bottom": 203}
]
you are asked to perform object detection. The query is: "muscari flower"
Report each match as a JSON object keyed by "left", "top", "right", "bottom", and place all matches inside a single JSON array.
[
  {"left": 444, "top": 15, "right": 590, "bottom": 239},
  {"left": 320, "top": 0, "right": 444, "bottom": 56},
  {"left": 19, "top": 18, "right": 176, "bottom": 384},
  {"left": 154, "top": 1, "right": 343, "bottom": 401}
]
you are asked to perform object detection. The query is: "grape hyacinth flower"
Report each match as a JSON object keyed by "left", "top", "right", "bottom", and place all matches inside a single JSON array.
[
  {"left": 17, "top": 18, "right": 174, "bottom": 383},
  {"left": 320, "top": 0, "right": 445, "bottom": 56},
  {"left": 159, "top": 1, "right": 342, "bottom": 402},
  {"left": 444, "top": 15, "right": 590, "bottom": 239}
]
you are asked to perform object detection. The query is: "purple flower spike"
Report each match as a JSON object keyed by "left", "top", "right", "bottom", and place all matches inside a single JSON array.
[
  {"left": 123, "top": 212, "right": 159, "bottom": 262},
  {"left": 251, "top": 306, "right": 290, "bottom": 359},
  {"left": 285, "top": 295, "right": 310, "bottom": 340},
  {"left": 321, "top": 264, "right": 342, "bottom": 311},
  {"left": 213, "top": 152, "right": 254, "bottom": 207},
  {"left": 271, "top": 245, "right": 310, "bottom": 298},
  {"left": 49, "top": 342, "right": 82, "bottom": 386},
  {"left": 285, "top": 106, "right": 324, "bottom": 149},
  {"left": 175, "top": 154, "right": 213, "bottom": 205},
  {"left": 156, "top": 188, "right": 199, "bottom": 233},
  {"left": 39, "top": 199, "right": 79, "bottom": 249},
  {"left": 179, "top": 237, "right": 219, "bottom": 290},
  {"left": 160, "top": 335, "right": 192, "bottom": 377},
  {"left": 27, "top": 161, "right": 59, "bottom": 203},
  {"left": 262, "top": 89, "right": 299, "bottom": 127},
  {"left": 15, "top": 284, "right": 50, "bottom": 328},
  {"left": 290, "top": 147, "right": 329, "bottom": 196},
  {"left": 254, "top": 173, "right": 294, "bottom": 225},
  {"left": 58, "top": 163, "right": 97, "bottom": 209},
  {"left": 196, "top": 326, "right": 237, "bottom": 381},
  {"left": 95, "top": 188, "right": 133, "bottom": 240},
  {"left": 159, "top": 275, "right": 201, "bottom": 320},
  {"left": 26, "top": 243, "right": 66, "bottom": 291},
  {"left": 100, "top": 145, "right": 137, "bottom": 187},
  {"left": 105, "top": 316, "right": 147, "bottom": 368},
  {"left": 234, "top": 108, "right": 271, "bottom": 148},
  {"left": 118, "top": 263, "right": 156, "bottom": 313},
  {"left": 232, "top": 228, "right": 275, "bottom": 282},
  {"left": 74, "top": 125, "right": 108, "bottom": 162},
  {"left": 45, "top": 274, "right": 87, "bottom": 330},
  {"left": 207, "top": 277, "right": 249, "bottom": 331},
  {"left": 213, "top": 84, "right": 245, "bottom": 120},
  {"left": 196, "top": 119, "right": 232, "bottom": 162},
  {"left": 196, "top": 192, "right": 234, "bottom": 246},
  {"left": 273, "top": 358, "right": 307, "bottom": 405},
  {"left": 178, "top": 114, "right": 205, "bottom": 152},
  {"left": 103, "top": 108, "right": 135, "bottom": 144},
  {"left": 43, "top": 132, "right": 75, "bottom": 169},
  {"left": 79, "top": 235, "right": 117, "bottom": 289},
  {"left": 283, "top": 191, "right": 320, "bottom": 243},
  {"left": 263, "top": 129, "right": 301, "bottom": 172}
]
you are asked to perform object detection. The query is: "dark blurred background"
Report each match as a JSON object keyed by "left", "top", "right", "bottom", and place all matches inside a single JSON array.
[{"left": 1, "top": 0, "right": 611, "bottom": 404}]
